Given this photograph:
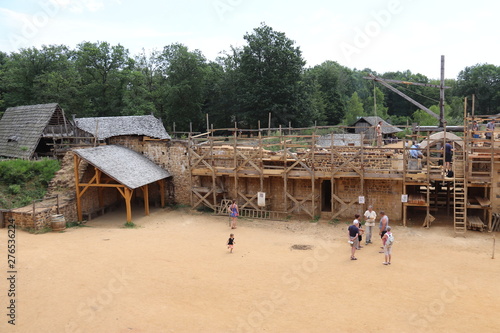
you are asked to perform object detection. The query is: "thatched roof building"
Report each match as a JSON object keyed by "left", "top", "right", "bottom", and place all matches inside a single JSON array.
[
  {"left": 75, "top": 115, "right": 170, "bottom": 141},
  {"left": 0, "top": 103, "right": 73, "bottom": 159}
]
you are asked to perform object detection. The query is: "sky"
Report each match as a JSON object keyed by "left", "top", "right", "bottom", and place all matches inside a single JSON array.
[{"left": 0, "top": 0, "right": 499, "bottom": 80}]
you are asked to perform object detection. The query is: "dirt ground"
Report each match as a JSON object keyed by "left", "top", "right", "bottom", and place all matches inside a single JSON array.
[{"left": 1, "top": 207, "right": 499, "bottom": 333}]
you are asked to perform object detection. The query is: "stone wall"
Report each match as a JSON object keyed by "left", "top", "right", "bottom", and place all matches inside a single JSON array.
[
  {"left": 335, "top": 178, "right": 403, "bottom": 220},
  {"left": 6, "top": 198, "right": 78, "bottom": 230},
  {"left": 109, "top": 137, "right": 191, "bottom": 205}
]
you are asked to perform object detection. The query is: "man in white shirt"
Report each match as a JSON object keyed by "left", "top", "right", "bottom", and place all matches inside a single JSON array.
[{"left": 363, "top": 205, "right": 377, "bottom": 245}]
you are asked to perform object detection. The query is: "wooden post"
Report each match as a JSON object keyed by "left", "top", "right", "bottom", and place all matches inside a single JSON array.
[
  {"left": 159, "top": 179, "right": 165, "bottom": 207},
  {"left": 268, "top": 112, "right": 271, "bottom": 136},
  {"left": 143, "top": 185, "right": 150, "bottom": 216},
  {"left": 472, "top": 94, "right": 475, "bottom": 117},
  {"left": 124, "top": 187, "right": 133, "bottom": 223},
  {"left": 188, "top": 132, "right": 193, "bottom": 207},
  {"left": 233, "top": 125, "right": 238, "bottom": 203},
  {"left": 439, "top": 55, "right": 446, "bottom": 128}
]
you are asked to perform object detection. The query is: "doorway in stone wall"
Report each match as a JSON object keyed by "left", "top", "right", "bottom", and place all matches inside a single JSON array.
[{"left": 321, "top": 180, "right": 332, "bottom": 212}]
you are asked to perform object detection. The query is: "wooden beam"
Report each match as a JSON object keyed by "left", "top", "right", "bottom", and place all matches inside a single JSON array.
[
  {"left": 143, "top": 184, "right": 150, "bottom": 216},
  {"left": 159, "top": 179, "right": 165, "bottom": 207},
  {"left": 74, "top": 153, "right": 83, "bottom": 222},
  {"left": 124, "top": 187, "right": 133, "bottom": 223}
]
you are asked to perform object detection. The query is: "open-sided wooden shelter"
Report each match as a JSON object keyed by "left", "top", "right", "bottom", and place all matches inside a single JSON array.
[{"left": 73, "top": 145, "right": 171, "bottom": 222}]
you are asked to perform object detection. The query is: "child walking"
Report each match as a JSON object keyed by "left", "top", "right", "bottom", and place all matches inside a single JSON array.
[{"left": 227, "top": 233, "right": 235, "bottom": 253}]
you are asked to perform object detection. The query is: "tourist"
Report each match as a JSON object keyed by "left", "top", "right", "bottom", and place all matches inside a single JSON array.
[
  {"left": 443, "top": 141, "right": 453, "bottom": 173},
  {"left": 229, "top": 199, "right": 239, "bottom": 229},
  {"left": 227, "top": 233, "right": 235, "bottom": 253},
  {"left": 376, "top": 121, "right": 383, "bottom": 147},
  {"left": 348, "top": 217, "right": 360, "bottom": 260},
  {"left": 409, "top": 143, "right": 423, "bottom": 159},
  {"left": 378, "top": 211, "right": 389, "bottom": 253},
  {"left": 363, "top": 205, "right": 377, "bottom": 245},
  {"left": 486, "top": 120, "right": 495, "bottom": 144},
  {"left": 382, "top": 226, "right": 393, "bottom": 265},
  {"left": 355, "top": 214, "right": 364, "bottom": 249}
]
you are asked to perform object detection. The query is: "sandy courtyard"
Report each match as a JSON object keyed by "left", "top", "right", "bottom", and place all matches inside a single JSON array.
[{"left": 1, "top": 207, "right": 499, "bottom": 333}]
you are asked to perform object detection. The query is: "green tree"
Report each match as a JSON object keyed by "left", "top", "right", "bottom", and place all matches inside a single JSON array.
[
  {"left": 234, "top": 23, "right": 306, "bottom": 128},
  {"left": 454, "top": 64, "right": 500, "bottom": 115},
  {"left": 3, "top": 45, "right": 71, "bottom": 107},
  {"left": 412, "top": 107, "right": 439, "bottom": 126},
  {"left": 0, "top": 51, "right": 7, "bottom": 113},
  {"left": 343, "top": 92, "right": 365, "bottom": 125},
  {"left": 160, "top": 44, "right": 208, "bottom": 132},
  {"left": 365, "top": 86, "right": 389, "bottom": 120},
  {"left": 74, "top": 41, "right": 132, "bottom": 117},
  {"left": 305, "top": 61, "right": 354, "bottom": 125}
]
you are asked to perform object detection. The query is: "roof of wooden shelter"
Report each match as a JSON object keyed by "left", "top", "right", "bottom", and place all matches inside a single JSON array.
[
  {"left": 75, "top": 115, "right": 171, "bottom": 140},
  {"left": 0, "top": 103, "right": 69, "bottom": 159},
  {"left": 419, "top": 131, "right": 464, "bottom": 149},
  {"left": 351, "top": 116, "right": 403, "bottom": 134},
  {"left": 73, "top": 145, "right": 171, "bottom": 189}
]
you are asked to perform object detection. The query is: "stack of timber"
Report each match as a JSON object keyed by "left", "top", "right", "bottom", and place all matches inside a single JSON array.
[
  {"left": 408, "top": 194, "right": 426, "bottom": 205},
  {"left": 492, "top": 213, "right": 500, "bottom": 232}
]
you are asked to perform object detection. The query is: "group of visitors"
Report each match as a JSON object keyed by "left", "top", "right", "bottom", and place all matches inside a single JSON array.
[{"left": 348, "top": 205, "right": 393, "bottom": 265}]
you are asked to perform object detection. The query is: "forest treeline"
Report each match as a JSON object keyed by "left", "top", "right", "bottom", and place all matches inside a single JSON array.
[{"left": 0, "top": 23, "right": 499, "bottom": 132}]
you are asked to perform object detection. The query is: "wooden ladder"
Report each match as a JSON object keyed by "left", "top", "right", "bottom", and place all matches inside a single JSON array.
[{"left": 453, "top": 151, "right": 466, "bottom": 235}]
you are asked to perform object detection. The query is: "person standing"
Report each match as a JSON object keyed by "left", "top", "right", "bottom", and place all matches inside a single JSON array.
[
  {"left": 444, "top": 141, "right": 453, "bottom": 174},
  {"left": 348, "top": 218, "right": 360, "bottom": 260},
  {"left": 382, "top": 226, "right": 393, "bottom": 265},
  {"left": 376, "top": 121, "right": 383, "bottom": 147},
  {"left": 229, "top": 199, "right": 239, "bottom": 229},
  {"left": 378, "top": 211, "right": 389, "bottom": 252},
  {"left": 363, "top": 205, "right": 377, "bottom": 245},
  {"left": 486, "top": 120, "right": 495, "bottom": 144}
]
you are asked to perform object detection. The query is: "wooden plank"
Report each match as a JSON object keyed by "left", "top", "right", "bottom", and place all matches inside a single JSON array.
[{"left": 475, "top": 196, "right": 491, "bottom": 207}]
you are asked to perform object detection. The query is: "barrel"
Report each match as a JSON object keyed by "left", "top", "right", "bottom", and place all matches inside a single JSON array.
[{"left": 51, "top": 214, "right": 66, "bottom": 232}]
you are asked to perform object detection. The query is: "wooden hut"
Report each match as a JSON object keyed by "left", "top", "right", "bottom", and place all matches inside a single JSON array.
[
  {"left": 350, "top": 116, "right": 402, "bottom": 141},
  {"left": 0, "top": 103, "right": 73, "bottom": 159}
]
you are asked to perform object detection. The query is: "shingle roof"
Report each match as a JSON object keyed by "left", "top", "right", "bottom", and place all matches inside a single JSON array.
[
  {"left": 75, "top": 115, "right": 171, "bottom": 140},
  {"left": 351, "top": 116, "right": 403, "bottom": 134},
  {"left": 73, "top": 145, "right": 171, "bottom": 189},
  {"left": 0, "top": 103, "right": 65, "bottom": 159}
]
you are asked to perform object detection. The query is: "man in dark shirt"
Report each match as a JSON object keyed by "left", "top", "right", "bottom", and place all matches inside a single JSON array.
[
  {"left": 444, "top": 141, "right": 453, "bottom": 173},
  {"left": 348, "top": 218, "right": 360, "bottom": 260}
]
